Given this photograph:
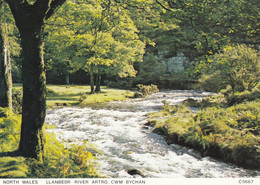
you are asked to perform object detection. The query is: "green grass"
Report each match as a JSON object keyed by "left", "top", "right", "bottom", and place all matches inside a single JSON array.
[
  {"left": 149, "top": 90, "right": 260, "bottom": 169},
  {"left": 46, "top": 85, "right": 88, "bottom": 107},
  {"left": 13, "top": 84, "right": 135, "bottom": 108},
  {"left": 79, "top": 88, "right": 134, "bottom": 105}
]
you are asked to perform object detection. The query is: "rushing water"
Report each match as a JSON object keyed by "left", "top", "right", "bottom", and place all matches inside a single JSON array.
[{"left": 46, "top": 90, "right": 259, "bottom": 178}]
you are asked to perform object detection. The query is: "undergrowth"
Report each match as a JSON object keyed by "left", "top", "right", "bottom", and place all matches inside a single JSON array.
[
  {"left": 0, "top": 108, "right": 100, "bottom": 178},
  {"left": 27, "top": 132, "right": 100, "bottom": 178},
  {"left": 149, "top": 88, "right": 260, "bottom": 169}
]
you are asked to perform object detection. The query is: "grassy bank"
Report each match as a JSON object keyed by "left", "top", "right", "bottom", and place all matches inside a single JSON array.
[
  {"left": 148, "top": 89, "right": 260, "bottom": 170},
  {"left": 13, "top": 84, "right": 135, "bottom": 108}
]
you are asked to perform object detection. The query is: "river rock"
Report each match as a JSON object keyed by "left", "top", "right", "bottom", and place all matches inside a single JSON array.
[
  {"left": 187, "top": 149, "right": 202, "bottom": 159},
  {"left": 134, "top": 92, "right": 144, "bottom": 98},
  {"left": 126, "top": 169, "right": 145, "bottom": 177}
]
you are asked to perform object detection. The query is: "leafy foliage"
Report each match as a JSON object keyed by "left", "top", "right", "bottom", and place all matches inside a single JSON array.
[
  {"left": 197, "top": 45, "right": 260, "bottom": 92},
  {"left": 45, "top": 0, "right": 145, "bottom": 90}
]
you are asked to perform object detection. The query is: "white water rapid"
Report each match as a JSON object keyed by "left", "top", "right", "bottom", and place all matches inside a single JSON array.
[{"left": 46, "top": 90, "right": 259, "bottom": 178}]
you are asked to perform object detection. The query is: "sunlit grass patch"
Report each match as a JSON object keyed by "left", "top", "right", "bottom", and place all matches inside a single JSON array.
[
  {"left": 13, "top": 84, "right": 135, "bottom": 108},
  {"left": 79, "top": 88, "right": 134, "bottom": 105},
  {"left": 46, "top": 85, "right": 89, "bottom": 107}
]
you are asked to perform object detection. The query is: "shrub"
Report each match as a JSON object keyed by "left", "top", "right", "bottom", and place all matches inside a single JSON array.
[
  {"left": 198, "top": 71, "right": 225, "bottom": 92},
  {"left": 136, "top": 84, "right": 159, "bottom": 97},
  {"left": 78, "top": 93, "right": 88, "bottom": 103},
  {"left": 197, "top": 44, "right": 260, "bottom": 93},
  {"left": 226, "top": 88, "right": 260, "bottom": 106}
]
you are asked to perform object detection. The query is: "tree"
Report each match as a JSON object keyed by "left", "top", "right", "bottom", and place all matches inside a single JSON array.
[
  {"left": 45, "top": 0, "right": 145, "bottom": 93},
  {"left": 5, "top": 0, "right": 66, "bottom": 160},
  {"left": 156, "top": 0, "right": 259, "bottom": 55},
  {"left": 0, "top": 2, "right": 13, "bottom": 110},
  {"left": 198, "top": 45, "right": 260, "bottom": 93}
]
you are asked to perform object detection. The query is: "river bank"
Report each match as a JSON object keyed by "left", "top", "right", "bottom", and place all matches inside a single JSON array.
[
  {"left": 148, "top": 89, "right": 260, "bottom": 170},
  {"left": 46, "top": 90, "right": 259, "bottom": 177}
]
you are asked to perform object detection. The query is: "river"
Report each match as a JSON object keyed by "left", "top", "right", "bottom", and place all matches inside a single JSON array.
[{"left": 45, "top": 90, "right": 259, "bottom": 178}]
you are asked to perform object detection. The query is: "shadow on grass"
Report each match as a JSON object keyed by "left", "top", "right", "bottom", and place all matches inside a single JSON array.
[
  {"left": 0, "top": 150, "right": 21, "bottom": 158},
  {"left": 47, "top": 94, "right": 80, "bottom": 101},
  {"left": 0, "top": 150, "right": 29, "bottom": 178}
]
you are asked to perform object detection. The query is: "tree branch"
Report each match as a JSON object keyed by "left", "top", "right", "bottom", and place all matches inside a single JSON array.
[
  {"left": 45, "top": 0, "right": 67, "bottom": 20},
  {"left": 155, "top": 0, "right": 172, "bottom": 11}
]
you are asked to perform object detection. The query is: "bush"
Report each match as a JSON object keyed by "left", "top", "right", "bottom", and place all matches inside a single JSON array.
[
  {"left": 226, "top": 88, "right": 260, "bottom": 106},
  {"left": 78, "top": 93, "right": 88, "bottom": 103},
  {"left": 198, "top": 71, "right": 225, "bottom": 92},
  {"left": 159, "top": 72, "right": 191, "bottom": 90},
  {"left": 136, "top": 84, "right": 159, "bottom": 97},
  {"left": 197, "top": 44, "right": 260, "bottom": 93}
]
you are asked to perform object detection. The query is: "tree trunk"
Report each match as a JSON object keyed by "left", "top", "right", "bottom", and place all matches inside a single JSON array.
[
  {"left": 0, "top": 24, "right": 12, "bottom": 110},
  {"left": 90, "top": 70, "right": 95, "bottom": 94},
  {"left": 95, "top": 73, "right": 101, "bottom": 92},
  {"left": 18, "top": 26, "right": 46, "bottom": 159},
  {"left": 6, "top": 0, "right": 67, "bottom": 160},
  {"left": 65, "top": 73, "right": 70, "bottom": 85}
]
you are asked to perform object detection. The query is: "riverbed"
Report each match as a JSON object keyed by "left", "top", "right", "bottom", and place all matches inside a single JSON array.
[{"left": 45, "top": 90, "right": 259, "bottom": 178}]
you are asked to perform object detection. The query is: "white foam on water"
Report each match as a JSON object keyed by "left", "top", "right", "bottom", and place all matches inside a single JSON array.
[{"left": 46, "top": 90, "right": 259, "bottom": 178}]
